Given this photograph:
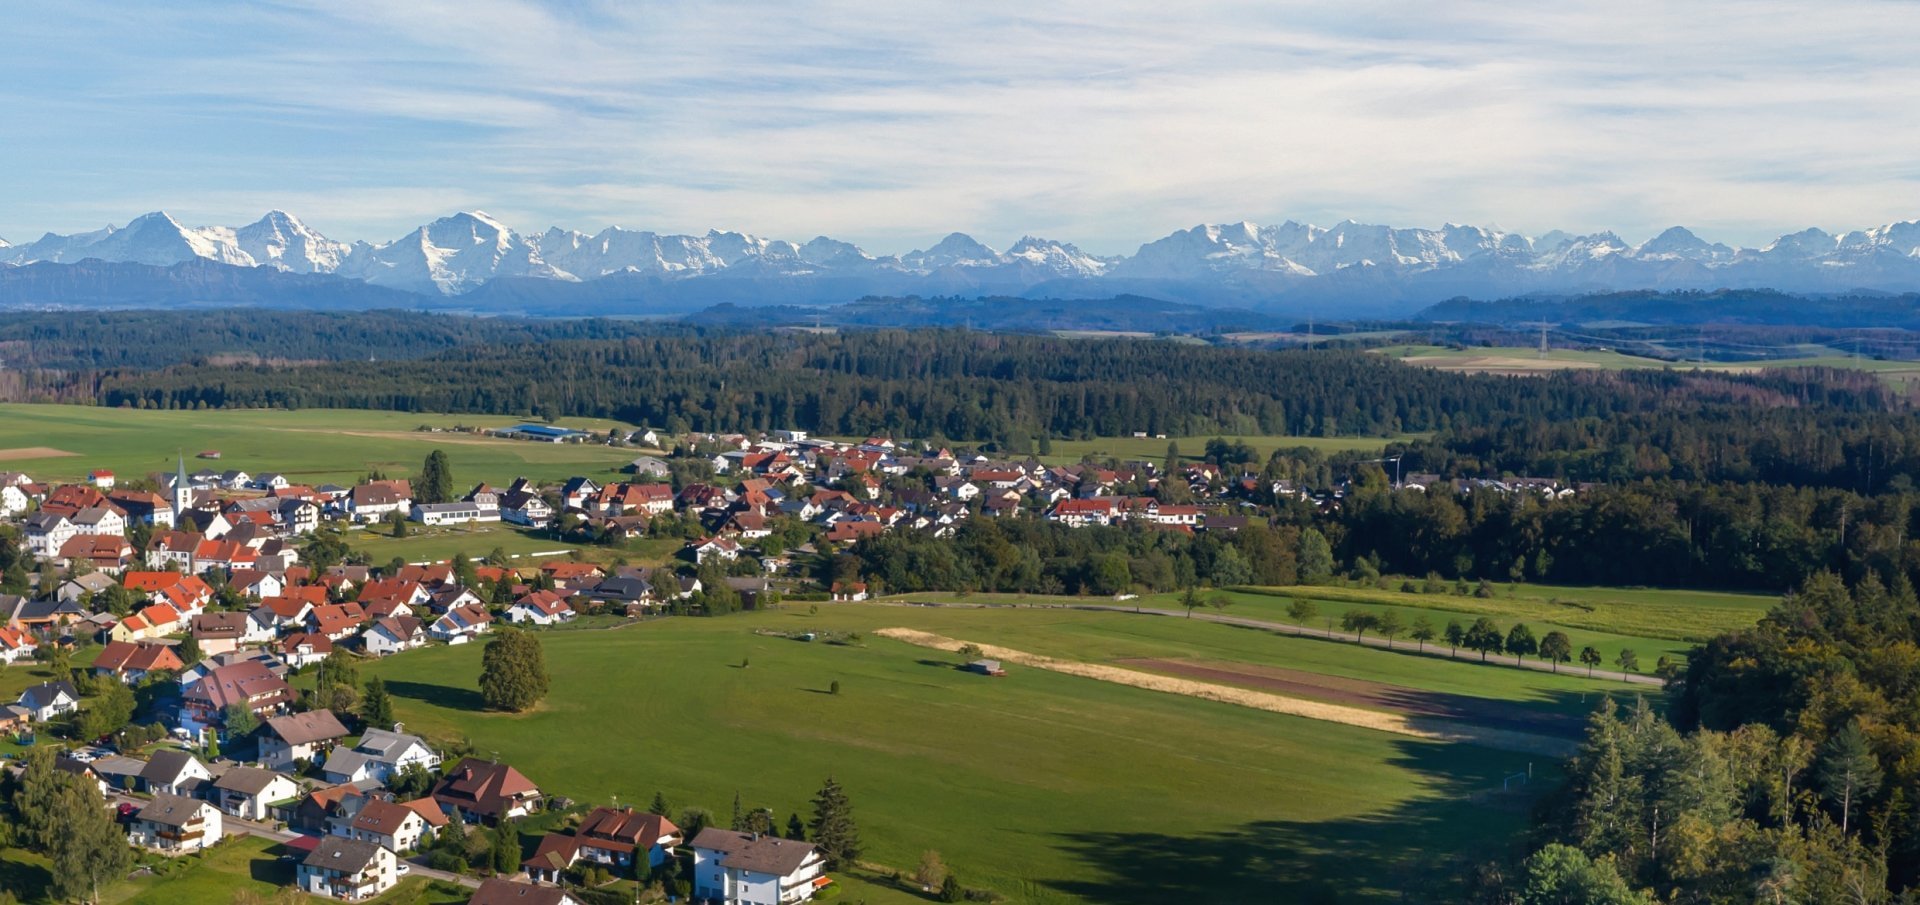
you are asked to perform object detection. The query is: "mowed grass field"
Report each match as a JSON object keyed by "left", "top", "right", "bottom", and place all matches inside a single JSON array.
[
  {"left": 0, "top": 403, "right": 641, "bottom": 488},
  {"left": 1375, "top": 344, "right": 1920, "bottom": 380},
  {"left": 366, "top": 607, "right": 1572, "bottom": 904},
  {"left": 1040, "top": 433, "right": 1420, "bottom": 464},
  {"left": 895, "top": 580, "right": 1775, "bottom": 669}
]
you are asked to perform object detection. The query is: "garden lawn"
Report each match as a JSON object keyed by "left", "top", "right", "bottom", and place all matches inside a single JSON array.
[
  {"left": 1232, "top": 581, "right": 1774, "bottom": 642},
  {"left": 0, "top": 403, "right": 640, "bottom": 488},
  {"left": 368, "top": 610, "right": 1555, "bottom": 904},
  {"left": 1, "top": 834, "right": 468, "bottom": 905}
]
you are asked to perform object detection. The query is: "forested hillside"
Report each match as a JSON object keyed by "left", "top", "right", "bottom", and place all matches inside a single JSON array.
[{"left": 91, "top": 331, "right": 1890, "bottom": 448}]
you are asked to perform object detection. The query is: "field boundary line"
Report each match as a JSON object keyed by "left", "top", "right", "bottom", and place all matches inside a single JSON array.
[{"left": 875, "top": 627, "right": 1575, "bottom": 757}]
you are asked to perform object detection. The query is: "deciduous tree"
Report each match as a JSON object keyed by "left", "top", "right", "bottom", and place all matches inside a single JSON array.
[{"left": 479, "top": 628, "right": 550, "bottom": 712}]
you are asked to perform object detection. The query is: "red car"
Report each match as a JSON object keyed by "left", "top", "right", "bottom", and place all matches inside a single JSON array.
[{"left": 116, "top": 802, "right": 139, "bottom": 823}]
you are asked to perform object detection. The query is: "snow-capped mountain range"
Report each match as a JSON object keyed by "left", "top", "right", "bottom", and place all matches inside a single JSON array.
[{"left": 8, "top": 209, "right": 1920, "bottom": 313}]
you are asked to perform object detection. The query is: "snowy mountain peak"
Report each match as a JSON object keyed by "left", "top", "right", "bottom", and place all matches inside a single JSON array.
[{"left": 1634, "top": 226, "right": 1733, "bottom": 262}]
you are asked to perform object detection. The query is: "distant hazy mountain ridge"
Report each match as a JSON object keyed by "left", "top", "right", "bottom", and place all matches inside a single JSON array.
[{"left": 9, "top": 210, "right": 1920, "bottom": 313}]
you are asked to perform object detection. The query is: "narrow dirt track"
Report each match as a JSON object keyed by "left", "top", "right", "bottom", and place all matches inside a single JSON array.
[
  {"left": 1117, "top": 657, "right": 1587, "bottom": 740},
  {"left": 877, "top": 627, "right": 1576, "bottom": 757}
]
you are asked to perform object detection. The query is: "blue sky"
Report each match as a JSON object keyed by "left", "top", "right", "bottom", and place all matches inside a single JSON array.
[{"left": 5, "top": 1, "right": 1920, "bottom": 255}]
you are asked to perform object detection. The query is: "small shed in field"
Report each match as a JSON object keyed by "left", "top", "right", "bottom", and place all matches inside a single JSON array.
[{"left": 964, "top": 659, "right": 1006, "bottom": 677}]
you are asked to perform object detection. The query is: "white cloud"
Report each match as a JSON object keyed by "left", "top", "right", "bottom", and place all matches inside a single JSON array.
[{"left": 2, "top": 1, "right": 1919, "bottom": 253}]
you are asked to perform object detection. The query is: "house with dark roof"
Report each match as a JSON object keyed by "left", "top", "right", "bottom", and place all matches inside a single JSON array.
[
  {"left": 466, "top": 878, "right": 582, "bottom": 905},
  {"left": 297, "top": 834, "right": 398, "bottom": 900},
  {"left": 129, "top": 792, "right": 223, "bottom": 853},
  {"left": 16, "top": 680, "right": 80, "bottom": 722},
  {"left": 140, "top": 749, "right": 213, "bottom": 796},
  {"left": 321, "top": 727, "right": 441, "bottom": 785},
  {"left": 260, "top": 709, "right": 351, "bottom": 770},
  {"left": 691, "top": 828, "right": 828, "bottom": 905},
  {"left": 431, "top": 758, "right": 543, "bottom": 824},
  {"left": 211, "top": 765, "right": 301, "bottom": 820}
]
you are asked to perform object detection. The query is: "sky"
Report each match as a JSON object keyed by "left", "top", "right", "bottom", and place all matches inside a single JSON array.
[{"left": 4, "top": 1, "right": 1920, "bottom": 256}]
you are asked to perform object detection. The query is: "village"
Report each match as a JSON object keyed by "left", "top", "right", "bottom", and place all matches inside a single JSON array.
[{"left": 0, "top": 424, "right": 1592, "bottom": 905}]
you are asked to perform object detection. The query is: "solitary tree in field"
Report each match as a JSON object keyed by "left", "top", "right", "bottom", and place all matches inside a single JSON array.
[
  {"left": 1286, "top": 598, "right": 1318, "bottom": 634},
  {"left": 649, "top": 792, "right": 672, "bottom": 817},
  {"left": 1409, "top": 615, "right": 1435, "bottom": 652},
  {"left": 1376, "top": 610, "right": 1405, "bottom": 649},
  {"left": 419, "top": 449, "right": 454, "bottom": 504},
  {"left": 1539, "top": 631, "right": 1573, "bottom": 673},
  {"left": 479, "top": 628, "right": 550, "bottom": 712},
  {"left": 1614, "top": 648, "right": 1640, "bottom": 674},
  {"left": 1180, "top": 585, "right": 1204, "bottom": 619},
  {"left": 1579, "top": 646, "right": 1603, "bottom": 677},
  {"left": 1505, "top": 623, "right": 1538, "bottom": 664},
  {"left": 1340, "top": 610, "right": 1379, "bottom": 643},
  {"left": 1444, "top": 619, "right": 1466, "bottom": 657},
  {"left": 1464, "top": 618, "right": 1504, "bottom": 662}
]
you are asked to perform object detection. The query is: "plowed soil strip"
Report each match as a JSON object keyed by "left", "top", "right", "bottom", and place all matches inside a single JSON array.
[
  {"left": 1117, "top": 658, "right": 1585, "bottom": 740},
  {"left": 0, "top": 446, "right": 77, "bottom": 461},
  {"left": 876, "top": 628, "right": 1574, "bottom": 756}
]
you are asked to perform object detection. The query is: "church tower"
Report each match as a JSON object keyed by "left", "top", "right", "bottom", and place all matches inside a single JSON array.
[{"left": 172, "top": 453, "right": 192, "bottom": 521}]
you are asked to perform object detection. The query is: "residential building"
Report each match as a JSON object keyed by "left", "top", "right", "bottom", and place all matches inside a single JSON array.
[
  {"left": 211, "top": 766, "right": 301, "bottom": 820},
  {"left": 129, "top": 793, "right": 223, "bottom": 854},
  {"left": 362, "top": 615, "right": 427, "bottom": 656},
  {"left": 321, "top": 727, "right": 441, "bottom": 785},
  {"left": 431, "top": 758, "right": 543, "bottom": 824},
  {"left": 260, "top": 709, "right": 351, "bottom": 770},
  {"left": 16, "top": 680, "right": 80, "bottom": 722},
  {"left": 467, "top": 878, "right": 582, "bottom": 905},
  {"left": 429, "top": 604, "right": 493, "bottom": 644},
  {"left": 524, "top": 806, "right": 681, "bottom": 883},
  {"left": 140, "top": 750, "right": 214, "bottom": 797},
  {"left": 297, "top": 835, "right": 398, "bottom": 901},
  {"left": 92, "top": 640, "right": 186, "bottom": 683},
  {"left": 691, "top": 828, "right": 828, "bottom": 905}
]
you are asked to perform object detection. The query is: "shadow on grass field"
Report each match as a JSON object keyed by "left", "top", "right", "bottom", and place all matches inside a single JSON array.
[
  {"left": 385, "top": 679, "right": 488, "bottom": 712},
  {"left": 1047, "top": 738, "right": 1539, "bottom": 904}
]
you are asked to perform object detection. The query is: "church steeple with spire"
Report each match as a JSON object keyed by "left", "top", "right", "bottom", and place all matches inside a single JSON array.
[{"left": 172, "top": 453, "right": 192, "bottom": 521}]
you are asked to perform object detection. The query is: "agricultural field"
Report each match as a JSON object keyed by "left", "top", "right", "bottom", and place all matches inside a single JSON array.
[
  {"left": 0, "top": 403, "right": 642, "bottom": 489},
  {"left": 363, "top": 605, "right": 1594, "bottom": 904},
  {"left": 1039, "top": 432, "right": 1418, "bottom": 464},
  {"left": 1374, "top": 343, "right": 1920, "bottom": 380},
  {"left": 347, "top": 523, "right": 684, "bottom": 568},
  {"left": 893, "top": 580, "right": 1775, "bottom": 669}
]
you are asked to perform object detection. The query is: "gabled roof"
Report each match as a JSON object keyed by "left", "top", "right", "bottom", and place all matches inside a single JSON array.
[
  {"left": 264, "top": 709, "right": 349, "bottom": 746},
  {"left": 136, "top": 792, "right": 210, "bottom": 828},
  {"left": 303, "top": 835, "right": 385, "bottom": 873},
  {"left": 466, "top": 878, "right": 579, "bottom": 905},
  {"left": 141, "top": 749, "right": 207, "bottom": 784},
  {"left": 94, "top": 640, "right": 184, "bottom": 674},
  {"left": 432, "top": 758, "right": 540, "bottom": 817},
  {"left": 18, "top": 680, "right": 79, "bottom": 710},
  {"left": 213, "top": 765, "right": 291, "bottom": 797},
  {"left": 690, "top": 827, "right": 820, "bottom": 876}
]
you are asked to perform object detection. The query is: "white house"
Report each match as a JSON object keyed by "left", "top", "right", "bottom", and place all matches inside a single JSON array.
[
  {"left": 15, "top": 680, "right": 80, "bottom": 722},
  {"left": 129, "top": 793, "right": 223, "bottom": 854},
  {"left": 341, "top": 797, "right": 440, "bottom": 853},
  {"left": 140, "top": 750, "right": 214, "bottom": 797},
  {"left": 691, "top": 828, "right": 828, "bottom": 905},
  {"left": 22, "top": 512, "right": 77, "bottom": 558},
  {"left": 411, "top": 501, "right": 498, "bottom": 526},
  {"left": 298, "top": 835, "right": 398, "bottom": 901},
  {"left": 0, "top": 482, "right": 29, "bottom": 517},
  {"left": 362, "top": 616, "right": 428, "bottom": 657},
  {"left": 0, "top": 627, "right": 38, "bottom": 665},
  {"left": 210, "top": 766, "right": 300, "bottom": 821},
  {"left": 321, "top": 727, "right": 441, "bottom": 785},
  {"left": 429, "top": 604, "right": 493, "bottom": 644},
  {"left": 505, "top": 591, "right": 575, "bottom": 626}
]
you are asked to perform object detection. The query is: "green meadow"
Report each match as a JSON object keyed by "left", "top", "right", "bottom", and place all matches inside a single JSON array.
[
  {"left": 0, "top": 403, "right": 640, "bottom": 488},
  {"left": 0, "top": 835, "right": 470, "bottom": 905},
  {"left": 363, "top": 607, "right": 1572, "bottom": 904}
]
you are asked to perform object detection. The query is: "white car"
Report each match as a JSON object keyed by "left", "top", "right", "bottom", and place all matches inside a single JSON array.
[{"left": 396, "top": 863, "right": 411, "bottom": 875}]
